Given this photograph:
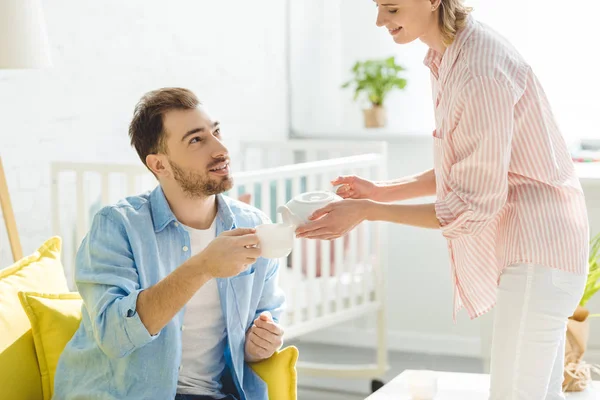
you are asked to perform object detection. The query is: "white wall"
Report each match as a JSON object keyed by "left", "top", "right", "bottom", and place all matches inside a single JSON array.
[{"left": 0, "top": 0, "right": 289, "bottom": 264}]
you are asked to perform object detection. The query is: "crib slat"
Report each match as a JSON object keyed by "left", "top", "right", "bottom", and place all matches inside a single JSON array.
[
  {"left": 245, "top": 181, "right": 255, "bottom": 208},
  {"left": 306, "top": 173, "right": 319, "bottom": 320},
  {"left": 292, "top": 176, "right": 302, "bottom": 199},
  {"left": 276, "top": 178, "right": 286, "bottom": 223},
  {"left": 361, "top": 222, "right": 371, "bottom": 305},
  {"left": 306, "top": 238, "right": 317, "bottom": 320},
  {"left": 292, "top": 236, "right": 303, "bottom": 325},
  {"left": 101, "top": 172, "right": 110, "bottom": 206},
  {"left": 348, "top": 226, "right": 358, "bottom": 307},
  {"left": 261, "top": 180, "right": 271, "bottom": 221},
  {"left": 127, "top": 173, "right": 136, "bottom": 195},
  {"left": 334, "top": 238, "right": 344, "bottom": 313},
  {"left": 320, "top": 239, "right": 331, "bottom": 315},
  {"left": 290, "top": 175, "right": 304, "bottom": 325},
  {"left": 318, "top": 172, "right": 332, "bottom": 314},
  {"left": 359, "top": 166, "right": 372, "bottom": 305}
]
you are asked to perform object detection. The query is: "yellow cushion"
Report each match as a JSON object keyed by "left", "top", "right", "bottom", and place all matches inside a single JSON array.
[
  {"left": 0, "top": 237, "right": 68, "bottom": 400},
  {"left": 250, "top": 345, "right": 299, "bottom": 400},
  {"left": 19, "top": 291, "right": 82, "bottom": 400}
]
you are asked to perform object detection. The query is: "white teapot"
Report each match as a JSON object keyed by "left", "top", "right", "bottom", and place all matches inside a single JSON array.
[{"left": 276, "top": 184, "right": 344, "bottom": 228}]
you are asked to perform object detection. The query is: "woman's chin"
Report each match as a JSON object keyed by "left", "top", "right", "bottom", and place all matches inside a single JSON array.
[{"left": 392, "top": 32, "right": 416, "bottom": 45}]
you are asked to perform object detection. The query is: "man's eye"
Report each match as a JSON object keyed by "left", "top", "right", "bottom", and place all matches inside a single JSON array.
[
  {"left": 388, "top": 9, "right": 398, "bottom": 14},
  {"left": 189, "top": 136, "right": 201, "bottom": 144},
  {"left": 214, "top": 128, "right": 221, "bottom": 136}
]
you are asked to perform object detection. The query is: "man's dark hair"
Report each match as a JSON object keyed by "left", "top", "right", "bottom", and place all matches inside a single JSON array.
[{"left": 128, "top": 87, "right": 200, "bottom": 167}]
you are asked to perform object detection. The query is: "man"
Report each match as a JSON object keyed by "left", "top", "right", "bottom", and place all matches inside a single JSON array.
[{"left": 54, "top": 88, "right": 285, "bottom": 400}]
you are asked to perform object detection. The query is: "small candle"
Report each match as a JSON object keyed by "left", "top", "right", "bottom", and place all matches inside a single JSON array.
[{"left": 408, "top": 370, "right": 438, "bottom": 400}]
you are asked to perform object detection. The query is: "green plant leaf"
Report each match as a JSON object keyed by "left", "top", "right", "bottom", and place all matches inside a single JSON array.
[
  {"left": 341, "top": 56, "right": 408, "bottom": 105},
  {"left": 580, "top": 232, "right": 600, "bottom": 308}
]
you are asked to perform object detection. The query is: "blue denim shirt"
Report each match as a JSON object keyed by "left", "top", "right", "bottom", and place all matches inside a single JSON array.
[{"left": 54, "top": 186, "right": 285, "bottom": 400}]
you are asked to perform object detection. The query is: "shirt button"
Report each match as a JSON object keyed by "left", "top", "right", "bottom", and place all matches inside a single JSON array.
[
  {"left": 181, "top": 325, "right": 186, "bottom": 331},
  {"left": 182, "top": 246, "right": 189, "bottom": 252},
  {"left": 174, "top": 222, "right": 179, "bottom": 227},
  {"left": 179, "top": 365, "right": 183, "bottom": 372}
]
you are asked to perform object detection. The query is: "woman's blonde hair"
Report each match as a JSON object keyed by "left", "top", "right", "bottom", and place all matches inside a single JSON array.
[{"left": 438, "top": 0, "right": 473, "bottom": 47}]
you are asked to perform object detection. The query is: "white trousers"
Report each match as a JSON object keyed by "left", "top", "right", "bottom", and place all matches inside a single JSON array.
[{"left": 489, "top": 263, "right": 586, "bottom": 400}]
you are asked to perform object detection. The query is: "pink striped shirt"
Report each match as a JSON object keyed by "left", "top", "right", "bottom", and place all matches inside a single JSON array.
[{"left": 425, "top": 16, "right": 589, "bottom": 321}]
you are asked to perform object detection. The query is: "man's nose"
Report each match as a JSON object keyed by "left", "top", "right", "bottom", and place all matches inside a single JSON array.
[{"left": 210, "top": 137, "right": 229, "bottom": 159}]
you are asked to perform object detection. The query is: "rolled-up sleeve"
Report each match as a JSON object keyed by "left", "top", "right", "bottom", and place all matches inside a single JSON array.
[
  {"left": 435, "top": 76, "right": 515, "bottom": 239},
  {"left": 75, "top": 209, "right": 157, "bottom": 358},
  {"left": 253, "top": 258, "right": 286, "bottom": 324}
]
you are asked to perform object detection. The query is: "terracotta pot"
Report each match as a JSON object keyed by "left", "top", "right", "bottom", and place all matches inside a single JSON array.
[{"left": 363, "top": 105, "right": 386, "bottom": 128}]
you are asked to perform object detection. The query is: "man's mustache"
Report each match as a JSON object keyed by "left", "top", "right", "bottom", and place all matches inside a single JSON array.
[{"left": 207, "top": 158, "right": 229, "bottom": 169}]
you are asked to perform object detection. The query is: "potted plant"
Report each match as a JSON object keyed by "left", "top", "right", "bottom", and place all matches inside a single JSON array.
[
  {"left": 563, "top": 232, "right": 600, "bottom": 392},
  {"left": 341, "top": 56, "right": 407, "bottom": 128}
]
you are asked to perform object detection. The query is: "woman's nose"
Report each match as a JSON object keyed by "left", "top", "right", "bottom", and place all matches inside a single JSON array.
[{"left": 375, "top": 10, "right": 386, "bottom": 27}]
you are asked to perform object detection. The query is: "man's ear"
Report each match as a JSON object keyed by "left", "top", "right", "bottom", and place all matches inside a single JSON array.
[{"left": 146, "top": 154, "right": 170, "bottom": 178}]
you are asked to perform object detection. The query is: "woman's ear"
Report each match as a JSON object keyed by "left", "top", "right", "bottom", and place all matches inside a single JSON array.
[{"left": 431, "top": 0, "right": 442, "bottom": 11}]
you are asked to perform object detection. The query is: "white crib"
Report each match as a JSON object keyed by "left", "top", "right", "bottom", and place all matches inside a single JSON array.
[{"left": 50, "top": 139, "right": 389, "bottom": 385}]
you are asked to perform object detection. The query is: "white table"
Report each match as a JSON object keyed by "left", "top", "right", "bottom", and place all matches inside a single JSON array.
[{"left": 365, "top": 370, "right": 600, "bottom": 399}]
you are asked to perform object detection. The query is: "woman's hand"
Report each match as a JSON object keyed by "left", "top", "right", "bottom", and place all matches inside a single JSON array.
[
  {"left": 332, "top": 175, "right": 381, "bottom": 201},
  {"left": 295, "top": 199, "right": 369, "bottom": 240}
]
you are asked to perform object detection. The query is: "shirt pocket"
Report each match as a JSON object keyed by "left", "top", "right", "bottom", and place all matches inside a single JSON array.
[{"left": 230, "top": 266, "right": 257, "bottom": 330}]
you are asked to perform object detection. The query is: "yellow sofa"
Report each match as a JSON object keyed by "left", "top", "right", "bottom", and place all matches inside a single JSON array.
[{"left": 0, "top": 237, "right": 298, "bottom": 400}]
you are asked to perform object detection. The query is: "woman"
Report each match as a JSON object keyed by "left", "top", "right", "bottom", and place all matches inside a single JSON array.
[{"left": 295, "top": 1, "right": 589, "bottom": 398}]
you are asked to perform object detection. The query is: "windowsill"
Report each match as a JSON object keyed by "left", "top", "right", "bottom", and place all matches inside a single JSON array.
[
  {"left": 292, "top": 130, "right": 600, "bottom": 182},
  {"left": 291, "top": 128, "right": 432, "bottom": 142}
]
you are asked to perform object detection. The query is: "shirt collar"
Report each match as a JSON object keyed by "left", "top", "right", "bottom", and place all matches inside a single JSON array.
[
  {"left": 423, "top": 14, "right": 476, "bottom": 83},
  {"left": 150, "top": 185, "right": 235, "bottom": 233}
]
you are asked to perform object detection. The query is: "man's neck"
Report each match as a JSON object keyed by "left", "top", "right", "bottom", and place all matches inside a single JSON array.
[{"left": 161, "top": 184, "right": 218, "bottom": 230}]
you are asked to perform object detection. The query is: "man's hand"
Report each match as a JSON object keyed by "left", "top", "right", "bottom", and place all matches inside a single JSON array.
[
  {"left": 138, "top": 228, "right": 260, "bottom": 336},
  {"left": 245, "top": 311, "right": 284, "bottom": 363},
  {"left": 196, "top": 228, "right": 261, "bottom": 279}
]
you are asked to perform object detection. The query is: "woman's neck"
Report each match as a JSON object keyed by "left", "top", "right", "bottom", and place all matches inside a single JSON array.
[{"left": 420, "top": 14, "right": 447, "bottom": 55}]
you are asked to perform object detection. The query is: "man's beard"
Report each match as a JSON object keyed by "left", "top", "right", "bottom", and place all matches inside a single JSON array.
[{"left": 169, "top": 159, "right": 233, "bottom": 198}]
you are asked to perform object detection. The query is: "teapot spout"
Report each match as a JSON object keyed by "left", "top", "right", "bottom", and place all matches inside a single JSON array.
[{"left": 277, "top": 205, "right": 300, "bottom": 227}]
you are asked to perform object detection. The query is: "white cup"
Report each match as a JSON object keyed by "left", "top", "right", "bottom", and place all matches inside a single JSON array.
[
  {"left": 255, "top": 223, "right": 294, "bottom": 259},
  {"left": 408, "top": 370, "right": 438, "bottom": 399}
]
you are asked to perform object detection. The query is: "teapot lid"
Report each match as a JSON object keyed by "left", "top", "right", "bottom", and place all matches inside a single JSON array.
[{"left": 294, "top": 191, "right": 336, "bottom": 204}]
